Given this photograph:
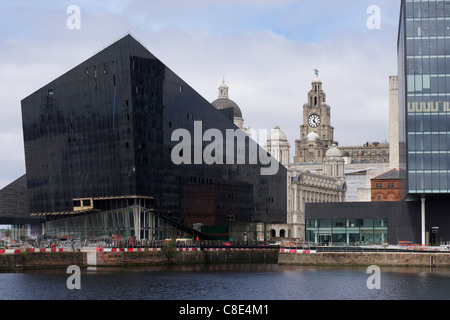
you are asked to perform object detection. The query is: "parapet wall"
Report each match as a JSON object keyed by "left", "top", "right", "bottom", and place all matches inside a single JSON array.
[
  {"left": 0, "top": 251, "right": 85, "bottom": 270},
  {"left": 278, "top": 252, "right": 450, "bottom": 267},
  {"left": 0, "top": 249, "right": 278, "bottom": 270},
  {"left": 3, "top": 250, "right": 449, "bottom": 270},
  {"left": 95, "top": 249, "right": 278, "bottom": 266}
]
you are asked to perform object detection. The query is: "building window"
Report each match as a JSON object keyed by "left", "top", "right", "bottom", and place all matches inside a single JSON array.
[{"left": 306, "top": 218, "right": 388, "bottom": 245}]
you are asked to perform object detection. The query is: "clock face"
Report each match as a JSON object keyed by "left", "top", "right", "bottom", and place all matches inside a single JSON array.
[{"left": 308, "top": 114, "right": 321, "bottom": 128}]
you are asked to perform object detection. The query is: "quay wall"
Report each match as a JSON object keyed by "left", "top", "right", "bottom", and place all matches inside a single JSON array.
[
  {"left": 3, "top": 249, "right": 450, "bottom": 270},
  {"left": 0, "top": 252, "right": 85, "bottom": 270},
  {"left": 0, "top": 249, "right": 278, "bottom": 270},
  {"left": 278, "top": 252, "right": 450, "bottom": 267},
  {"left": 95, "top": 249, "right": 278, "bottom": 266}
]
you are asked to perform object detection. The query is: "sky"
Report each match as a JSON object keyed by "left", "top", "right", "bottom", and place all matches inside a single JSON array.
[{"left": 0, "top": 0, "right": 401, "bottom": 189}]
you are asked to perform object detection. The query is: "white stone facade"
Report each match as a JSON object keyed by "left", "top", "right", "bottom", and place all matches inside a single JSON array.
[
  {"left": 265, "top": 126, "right": 290, "bottom": 167},
  {"left": 267, "top": 143, "right": 347, "bottom": 241}
]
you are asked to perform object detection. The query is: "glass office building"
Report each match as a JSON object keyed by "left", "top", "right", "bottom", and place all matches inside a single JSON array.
[
  {"left": 400, "top": 0, "right": 450, "bottom": 194},
  {"left": 398, "top": 0, "right": 450, "bottom": 244}
]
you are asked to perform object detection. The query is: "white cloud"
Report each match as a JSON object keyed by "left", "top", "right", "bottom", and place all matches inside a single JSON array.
[{"left": 0, "top": 1, "right": 400, "bottom": 188}]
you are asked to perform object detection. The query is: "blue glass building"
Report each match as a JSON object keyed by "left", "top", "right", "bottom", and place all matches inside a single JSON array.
[{"left": 399, "top": 0, "right": 450, "bottom": 243}]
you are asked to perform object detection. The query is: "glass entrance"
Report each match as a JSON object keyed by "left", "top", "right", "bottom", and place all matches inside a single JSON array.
[{"left": 319, "top": 234, "right": 331, "bottom": 245}]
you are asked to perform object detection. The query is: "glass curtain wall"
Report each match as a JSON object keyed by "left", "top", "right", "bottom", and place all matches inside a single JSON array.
[
  {"left": 305, "top": 219, "right": 388, "bottom": 245},
  {"left": 45, "top": 207, "right": 173, "bottom": 241},
  {"left": 404, "top": 0, "right": 450, "bottom": 194}
]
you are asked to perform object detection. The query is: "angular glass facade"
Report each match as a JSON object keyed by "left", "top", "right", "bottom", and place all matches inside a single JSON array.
[
  {"left": 21, "top": 35, "right": 287, "bottom": 241},
  {"left": 400, "top": 0, "right": 450, "bottom": 194},
  {"left": 45, "top": 206, "right": 174, "bottom": 241}
]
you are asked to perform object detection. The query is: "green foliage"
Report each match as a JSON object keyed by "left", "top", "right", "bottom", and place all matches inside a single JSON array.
[
  {"left": 21, "top": 251, "right": 29, "bottom": 261},
  {"left": 163, "top": 240, "right": 177, "bottom": 260}
]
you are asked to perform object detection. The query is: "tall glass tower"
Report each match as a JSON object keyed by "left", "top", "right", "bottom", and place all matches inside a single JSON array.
[{"left": 399, "top": 0, "right": 450, "bottom": 243}]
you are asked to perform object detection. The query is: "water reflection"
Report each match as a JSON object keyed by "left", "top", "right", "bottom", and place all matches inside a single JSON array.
[{"left": 1, "top": 264, "right": 450, "bottom": 300}]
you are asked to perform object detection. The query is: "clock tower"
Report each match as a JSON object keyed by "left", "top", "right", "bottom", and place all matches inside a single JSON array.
[{"left": 294, "top": 70, "right": 336, "bottom": 163}]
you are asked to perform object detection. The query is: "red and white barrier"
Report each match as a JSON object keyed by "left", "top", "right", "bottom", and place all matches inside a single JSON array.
[
  {"left": 0, "top": 246, "right": 275, "bottom": 254},
  {"left": 279, "top": 248, "right": 316, "bottom": 254},
  {"left": 0, "top": 248, "right": 65, "bottom": 254},
  {"left": 204, "top": 248, "right": 226, "bottom": 251},
  {"left": 178, "top": 248, "right": 198, "bottom": 252},
  {"left": 102, "top": 247, "right": 162, "bottom": 252}
]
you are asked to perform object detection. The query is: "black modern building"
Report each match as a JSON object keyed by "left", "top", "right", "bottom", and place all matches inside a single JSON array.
[{"left": 15, "top": 34, "right": 287, "bottom": 241}]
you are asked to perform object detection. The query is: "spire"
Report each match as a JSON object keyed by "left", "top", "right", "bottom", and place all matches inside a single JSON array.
[{"left": 218, "top": 77, "right": 229, "bottom": 99}]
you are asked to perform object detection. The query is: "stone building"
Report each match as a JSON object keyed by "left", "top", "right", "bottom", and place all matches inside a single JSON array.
[
  {"left": 265, "top": 126, "right": 290, "bottom": 167},
  {"left": 276, "top": 144, "right": 347, "bottom": 240},
  {"left": 294, "top": 71, "right": 336, "bottom": 163},
  {"left": 339, "top": 142, "right": 390, "bottom": 165},
  {"left": 211, "top": 79, "right": 251, "bottom": 135},
  {"left": 266, "top": 125, "right": 347, "bottom": 240},
  {"left": 292, "top": 71, "right": 389, "bottom": 165}
]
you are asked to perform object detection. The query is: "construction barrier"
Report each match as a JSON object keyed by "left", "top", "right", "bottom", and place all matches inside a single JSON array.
[
  {"left": 279, "top": 248, "right": 316, "bottom": 254},
  {"left": 0, "top": 246, "right": 277, "bottom": 254},
  {"left": 0, "top": 248, "right": 65, "bottom": 254},
  {"left": 102, "top": 247, "right": 162, "bottom": 252}
]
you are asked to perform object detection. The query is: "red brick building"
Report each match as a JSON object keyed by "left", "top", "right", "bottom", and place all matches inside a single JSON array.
[{"left": 371, "top": 169, "right": 401, "bottom": 202}]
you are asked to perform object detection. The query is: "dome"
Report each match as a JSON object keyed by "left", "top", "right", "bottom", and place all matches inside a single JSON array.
[
  {"left": 307, "top": 132, "right": 320, "bottom": 141},
  {"left": 211, "top": 78, "right": 243, "bottom": 118},
  {"left": 325, "top": 144, "right": 342, "bottom": 157},
  {"left": 211, "top": 98, "right": 243, "bottom": 118},
  {"left": 268, "top": 126, "right": 287, "bottom": 141}
]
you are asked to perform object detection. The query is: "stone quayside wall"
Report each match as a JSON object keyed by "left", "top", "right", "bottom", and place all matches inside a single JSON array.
[
  {"left": 95, "top": 249, "right": 278, "bottom": 267},
  {"left": 278, "top": 252, "right": 450, "bottom": 268},
  {"left": 0, "top": 249, "right": 278, "bottom": 270},
  {"left": 2, "top": 249, "right": 450, "bottom": 270}
]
